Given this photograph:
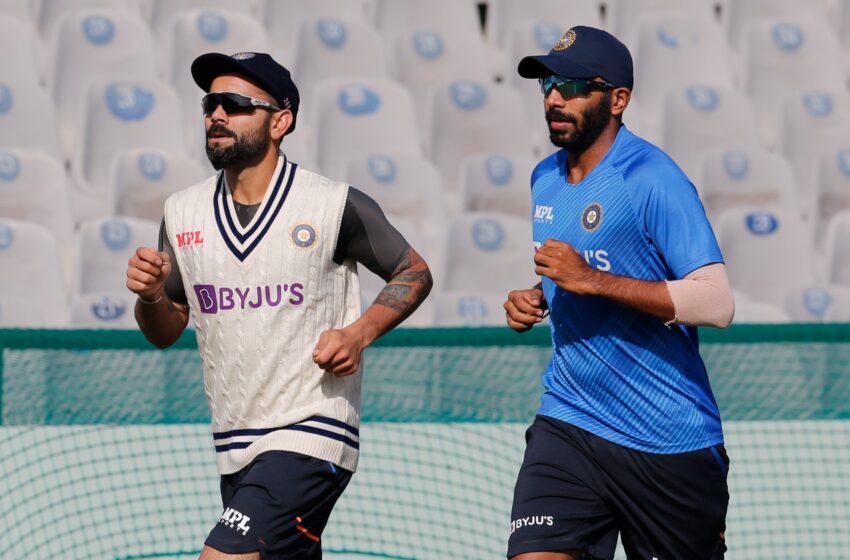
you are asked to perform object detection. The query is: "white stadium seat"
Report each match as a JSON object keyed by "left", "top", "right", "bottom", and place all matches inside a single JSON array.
[
  {"left": 433, "top": 290, "right": 511, "bottom": 327},
  {"left": 111, "top": 149, "right": 208, "bottom": 223},
  {"left": 0, "top": 80, "right": 64, "bottom": 162},
  {"left": 374, "top": 0, "right": 482, "bottom": 43},
  {"left": 428, "top": 80, "right": 534, "bottom": 192},
  {"left": 0, "top": 219, "right": 69, "bottom": 327},
  {"left": 812, "top": 147, "right": 850, "bottom": 240},
  {"left": 459, "top": 153, "right": 535, "bottom": 218},
  {"left": 292, "top": 17, "right": 388, "bottom": 105},
  {"left": 715, "top": 207, "right": 815, "bottom": 306},
  {"left": 313, "top": 78, "right": 422, "bottom": 180},
  {"left": 75, "top": 216, "right": 159, "bottom": 296},
  {"left": 824, "top": 211, "right": 850, "bottom": 287},
  {"left": 607, "top": 0, "right": 716, "bottom": 51},
  {"left": 0, "top": 14, "right": 42, "bottom": 89},
  {"left": 725, "top": 0, "right": 830, "bottom": 50},
  {"left": 0, "top": 0, "right": 35, "bottom": 23},
  {"left": 731, "top": 291, "right": 790, "bottom": 324},
  {"left": 281, "top": 125, "right": 319, "bottom": 174},
  {"left": 71, "top": 79, "right": 187, "bottom": 221},
  {"left": 38, "top": 0, "right": 146, "bottom": 38},
  {"left": 49, "top": 10, "right": 157, "bottom": 157},
  {"left": 696, "top": 146, "right": 798, "bottom": 224},
  {"left": 70, "top": 291, "right": 139, "bottom": 329},
  {"left": 784, "top": 285, "right": 850, "bottom": 323},
  {"left": 488, "top": 0, "right": 601, "bottom": 48},
  {"left": 443, "top": 212, "right": 536, "bottom": 292},
  {"left": 149, "top": 0, "right": 263, "bottom": 39},
  {"left": 660, "top": 86, "right": 761, "bottom": 180}
]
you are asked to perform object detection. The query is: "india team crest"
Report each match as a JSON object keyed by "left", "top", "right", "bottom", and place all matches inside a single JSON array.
[
  {"left": 553, "top": 29, "right": 577, "bottom": 51},
  {"left": 581, "top": 203, "right": 603, "bottom": 231},
  {"left": 290, "top": 223, "right": 318, "bottom": 248}
]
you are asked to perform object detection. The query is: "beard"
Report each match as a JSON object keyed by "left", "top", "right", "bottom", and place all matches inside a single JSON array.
[
  {"left": 205, "top": 116, "right": 271, "bottom": 170},
  {"left": 546, "top": 91, "right": 612, "bottom": 153}
]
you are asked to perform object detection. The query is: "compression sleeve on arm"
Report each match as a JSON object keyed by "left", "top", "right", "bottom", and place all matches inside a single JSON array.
[
  {"left": 333, "top": 187, "right": 411, "bottom": 281},
  {"left": 665, "top": 263, "right": 734, "bottom": 328},
  {"left": 158, "top": 218, "right": 188, "bottom": 306}
]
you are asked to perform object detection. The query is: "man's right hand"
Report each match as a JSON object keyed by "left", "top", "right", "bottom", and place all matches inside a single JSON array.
[
  {"left": 127, "top": 247, "right": 171, "bottom": 300},
  {"left": 504, "top": 288, "right": 547, "bottom": 333}
]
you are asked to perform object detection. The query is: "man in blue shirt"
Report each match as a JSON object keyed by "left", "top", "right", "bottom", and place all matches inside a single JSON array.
[{"left": 504, "top": 26, "right": 735, "bottom": 560}]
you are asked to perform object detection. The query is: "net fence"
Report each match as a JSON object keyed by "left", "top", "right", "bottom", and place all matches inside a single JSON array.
[{"left": 1, "top": 326, "right": 849, "bottom": 559}]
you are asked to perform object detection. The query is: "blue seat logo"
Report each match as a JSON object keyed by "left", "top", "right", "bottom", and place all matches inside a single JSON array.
[
  {"left": 802, "top": 92, "right": 832, "bottom": 117},
  {"left": 413, "top": 30, "right": 444, "bottom": 60},
  {"left": 0, "top": 150, "right": 20, "bottom": 182},
  {"left": 450, "top": 81, "right": 487, "bottom": 111},
  {"left": 485, "top": 155, "right": 513, "bottom": 187},
  {"left": 197, "top": 12, "right": 228, "bottom": 43},
  {"left": 317, "top": 19, "right": 347, "bottom": 49},
  {"left": 0, "top": 83, "right": 12, "bottom": 114},
  {"left": 837, "top": 150, "right": 850, "bottom": 178},
  {"left": 745, "top": 212, "right": 779, "bottom": 235},
  {"left": 772, "top": 23, "right": 803, "bottom": 52},
  {"left": 472, "top": 218, "right": 505, "bottom": 251},
  {"left": 105, "top": 83, "right": 156, "bottom": 121},
  {"left": 138, "top": 152, "right": 167, "bottom": 181},
  {"left": 368, "top": 155, "right": 397, "bottom": 184},
  {"left": 0, "top": 224, "right": 14, "bottom": 250},
  {"left": 83, "top": 15, "right": 115, "bottom": 45},
  {"left": 338, "top": 85, "right": 381, "bottom": 116},
  {"left": 686, "top": 86, "right": 720, "bottom": 112},
  {"left": 534, "top": 22, "right": 563, "bottom": 52},
  {"left": 722, "top": 150, "right": 749, "bottom": 180},
  {"left": 802, "top": 287, "right": 832, "bottom": 319},
  {"left": 457, "top": 296, "right": 487, "bottom": 320},
  {"left": 100, "top": 220, "right": 132, "bottom": 251},
  {"left": 91, "top": 297, "right": 127, "bottom": 321}
]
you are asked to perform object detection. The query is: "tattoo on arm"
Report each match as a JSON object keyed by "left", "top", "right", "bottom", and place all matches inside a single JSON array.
[{"left": 373, "top": 248, "right": 433, "bottom": 318}]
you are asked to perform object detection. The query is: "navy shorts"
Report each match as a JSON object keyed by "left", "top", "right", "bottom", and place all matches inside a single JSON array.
[
  {"left": 205, "top": 450, "right": 352, "bottom": 559},
  {"left": 508, "top": 415, "right": 729, "bottom": 560}
]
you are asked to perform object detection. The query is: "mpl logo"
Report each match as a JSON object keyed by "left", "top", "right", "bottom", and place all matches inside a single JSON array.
[
  {"left": 175, "top": 230, "right": 204, "bottom": 248},
  {"left": 193, "top": 283, "right": 305, "bottom": 314},
  {"left": 534, "top": 204, "right": 554, "bottom": 224},
  {"left": 219, "top": 507, "right": 251, "bottom": 536}
]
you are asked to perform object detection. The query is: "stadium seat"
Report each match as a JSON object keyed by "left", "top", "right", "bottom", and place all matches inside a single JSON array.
[
  {"left": 0, "top": 80, "right": 64, "bottom": 162},
  {"left": 488, "top": 0, "right": 601, "bottom": 48},
  {"left": 374, "top": 0, "right": 482, "bottom": 43},
  {"left": 696, "top": 146, "right": 798, "bottom": 225},
  {"left": 784, "top": 285, "right": 850, "bottom": 323},
  {"left": 0, "top": 219, "right": 69, "bottom": 327},
  {"left": 292, "top": 17, "right": 388, "bottom": 105},
  {"left": 725, "top": 0, "right": 830, "bottom": 50},
  {"left": 443, "top": 212, "right": 536, "bottom": 293},
  {"left": 149, "top": 0, "right": 263, "bottom": 39},
  {"left": 731, "top": 291, "right": 790, "bottom": 323},
  {"left": 631, "top": 14, "right": 733, "bottom": 132},
  {"left": 70, "top": 78, "right": 187, "bottom": 221},
  {"left": 281, "top": 126, "right": 319, "bottom": 175},
  {"left": 824, "top": 211, "right": 850, "bottom": 287},
  {"left": 841, "top": 0, "right": 850, "bottom": 49},
  {"left": 660, "top": 86, "right": 761, "bottom": 180},
  {"left": 312, "top": 78, "right": 422, "bottom": 180},
  {"left": 49, "top": 10, "right": 157, "bottom": 158},
  {"left": 343, "top": 153, "right": 447, "bottom": 236},
  {"left": 70, "top": 291, "right": 139, "bottom": 328},
  {"left": 433, "top": 290, "right": 511, "bottom": 327},
  {"left": 0, "top": 14, "right": 42, "bottom": 89},
  {"left": 75, "top": 216, "right": 159, "bottom": 296},
  {"left": 264, "top": 0, "right": 371, "bottom": 68},
  {"left": 715, "top": 207, "right": 815, "bottom": 306},
  {"left": 607, "top": 0, "right": 716, "bottom": 50},
  {"left": 428, "top": 80, "right": 534, "bottom": 192},
  {"left": 742, "top": 17, "right": 845, "bottom": 147},
  {"left": 812, "top": 147, "right": 850, "bottom": 241},
  {"left": 163, "top": 9, "right": 269, "bottom": 151},
  {"left": 111, "top": 149, "right": 208, "bottom": 223},
  {"left": 0, "top": 0, "right": 35, "bottom": 23},
  {"left": 459, "top": 153, "right": 535, "bottom": 218},
  {"left": 38, "top": 0, "right": 146, "bottom": 38}
]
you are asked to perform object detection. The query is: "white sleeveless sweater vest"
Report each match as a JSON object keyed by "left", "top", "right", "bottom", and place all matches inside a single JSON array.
[{"left": 164, "top": 155, "right": 362, "bottom": 474}]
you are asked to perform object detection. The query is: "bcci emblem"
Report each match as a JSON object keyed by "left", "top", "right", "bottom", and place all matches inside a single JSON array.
[
  {"left": 581, "top": 203, "right": 603, "bottom": 231},
  {"left": 553, "top": 29, "right": 577, "bottom": 51},
  {"left": 232, "top": 52, "right": 255, "bottom": 60},
  {"left": 290, "top": 223, "right": 318, "bottom": 248}
]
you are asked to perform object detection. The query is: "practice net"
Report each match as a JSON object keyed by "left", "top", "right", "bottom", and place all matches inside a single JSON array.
[{"left": 1, "top": 326, "right": 849, "bottom": 559}]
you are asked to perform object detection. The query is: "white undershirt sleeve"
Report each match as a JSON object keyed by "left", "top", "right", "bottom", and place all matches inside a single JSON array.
[{"left": 665, "top": 263, "right": 735, "bottom": 328}]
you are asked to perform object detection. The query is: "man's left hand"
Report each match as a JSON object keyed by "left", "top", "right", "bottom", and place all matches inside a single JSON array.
[
  {"left": 312, "top": 328, "right": 365, "bottom": 377},
  {"left": 534, "top": 239, "right": 598, "bottom": 295}
]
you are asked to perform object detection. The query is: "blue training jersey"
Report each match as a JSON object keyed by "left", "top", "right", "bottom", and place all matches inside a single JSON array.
[{"left": 532, "top": 125, "right": 724, "bottom": 454}]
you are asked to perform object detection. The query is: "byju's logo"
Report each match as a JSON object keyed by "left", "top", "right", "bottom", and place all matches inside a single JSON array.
[
  {"left": 193, "top": 283, "right": 304, "bottom": 314},
  {"left": 219, "top": 507, "right": 251, "bottom": 536},
  {"left": 510, "top": 515, "right": 554, "bottom": 534},
  {"left": 534, "top": 204, "right": 554, "bottom": 224}
]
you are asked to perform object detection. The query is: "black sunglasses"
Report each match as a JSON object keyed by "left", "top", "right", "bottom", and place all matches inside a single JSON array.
[
  {"left": 539, "top": 75, "right": 616, "bottom": 98},
  {"left": 201, "top": 92, "right": 282, "bottom": 116}
]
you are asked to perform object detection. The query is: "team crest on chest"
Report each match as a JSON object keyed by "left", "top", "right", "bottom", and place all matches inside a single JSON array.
[
  {"left": 581, "top": 203, "right": 603, "bottom": 232},
  {"left": 290, "top": 223, "right": 318, "bottom": 248}
]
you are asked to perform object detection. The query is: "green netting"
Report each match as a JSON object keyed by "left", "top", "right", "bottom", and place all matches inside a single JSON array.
[{"left": 1, "top": 326, "right": 849, "bottom": 559}]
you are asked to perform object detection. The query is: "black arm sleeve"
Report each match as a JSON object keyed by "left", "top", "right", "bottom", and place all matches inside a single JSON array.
[
  {"left": 158, "top": 218, "right": 188, "bottom": 305},
  {"left": 333, "top": 187, "right": 411, "bottom": 281}
]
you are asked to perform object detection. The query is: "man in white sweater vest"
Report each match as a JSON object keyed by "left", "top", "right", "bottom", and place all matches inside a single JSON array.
[{"left": 126, "top": 52, "right": 433, "bottom": 560}]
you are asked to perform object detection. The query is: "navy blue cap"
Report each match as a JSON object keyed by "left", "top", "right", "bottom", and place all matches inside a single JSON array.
[
  {"left": 191, "top": 52, "right": 300, "bottom": 133},
  {"left": 517, "top": 26, "right": 634, "bottom": 90}
]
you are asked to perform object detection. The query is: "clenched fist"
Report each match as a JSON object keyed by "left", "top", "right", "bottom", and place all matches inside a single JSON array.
[
  {"left": 126, "top": 247, "right": 171, "bottom": 300},
  {"left": 504, "top": 287, "right": 547, "bottom": 333},
  {"left": 312, "top": 328, "right": 365, "bottom": 377}
]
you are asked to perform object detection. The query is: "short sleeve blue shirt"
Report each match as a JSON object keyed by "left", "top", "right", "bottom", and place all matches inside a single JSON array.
[{"left": 532, "top": 125, "right": 725, "bottom": 453}]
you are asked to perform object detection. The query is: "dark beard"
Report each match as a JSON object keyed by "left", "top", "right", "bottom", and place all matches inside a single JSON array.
[
  {"left": 205, "top": 118, "right": 271, "bottom": 170},
  {"left": 547, "top": 91, "right": 612, "bottom": 153}
]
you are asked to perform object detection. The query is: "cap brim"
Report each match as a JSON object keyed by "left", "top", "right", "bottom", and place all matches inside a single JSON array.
[
  {"left": 191, "top": 53, "right": 277, "bottom": 97},
  {"left": 517, "top": 54, "right": 598, "bottom": 80}
]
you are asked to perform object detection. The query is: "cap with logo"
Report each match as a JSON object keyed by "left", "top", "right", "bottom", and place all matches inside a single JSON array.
[
  {"left": 517, "top": 26, "right": 634, "bottom": 90},
  {"left": 191, "top": 52, "right": 300, "bottom": 134}
]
